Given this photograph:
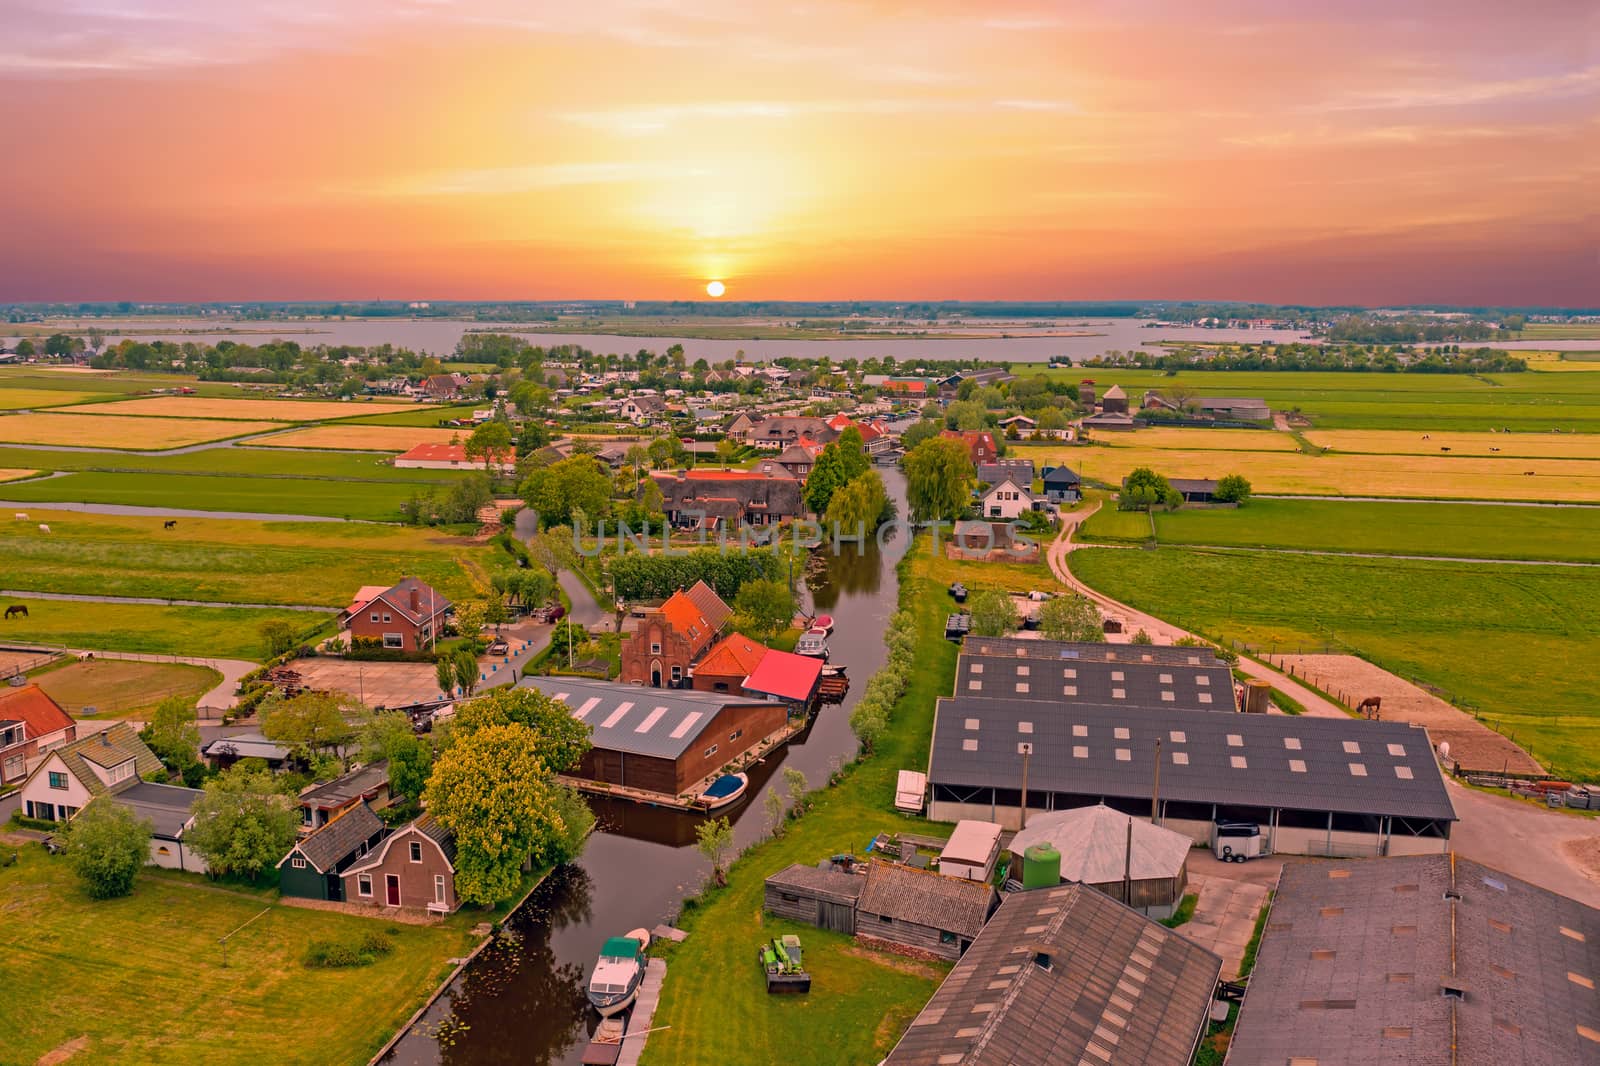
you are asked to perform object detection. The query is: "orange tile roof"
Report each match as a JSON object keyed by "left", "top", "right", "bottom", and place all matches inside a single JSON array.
[
  {"left": 0, "top": 685, "right": 74, "bottom": 739},
  {"left": 395, "top": 442, "right": 513, "bottom": 464},
  {"left": 695, "top": 632, "right": 770, "bottom": 679},
  {"left": 658, "top": 588, "right": 718, "bottom": 651}
]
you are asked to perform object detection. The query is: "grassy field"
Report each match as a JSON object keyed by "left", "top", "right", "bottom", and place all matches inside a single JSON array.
[
  {"left": 83, "top": 396, "right": 411, "bottom": 421},
  {"left": 0, "top": 597, "right": 330, "bottom": 658},
  {"left": 1078, "top": 497, "right": 1600, "bottom": 563},
  {"left": 644, "top": 540, "right": 1016, "bottom": 1066},
  {"left": 0, "top": 470, "right": 437, "bottom": 521},
  {"left": 0, "top": 509, "right": 495, "bottom": 605},
  {"left": 1021, "top": 367, "right": 1600, "bottom": 432},
  {"left": 342, "top": 403, "right": 485, "bottom": 427},
  {"left": 0, "top": 468, "right": 37, "bottom": 482},
  {"left": 1068, "top": 546, "right": 1600, "bottom": 779},
  {"left": 256, "top": 424, "right": 469, "bottom": 451},
  {"left": 1304, "top": 429, "right": 1600, "bottom": 459},
  {"left": 0, "top": 846, "right": 475, "bottom": 1066},
  {"left": 1045, "top": 443, "right": 1600, "bottom": 501},
  {"left": 0, "top": 369, "right": 185, "bottom": 394},
  {"left": 32, "top": 659, "right": 221, "bottom": 716},
  {"left": 0, "top": 442, "right": 469, "bottom": 481},
  {"left": 0, "top": 412, "right": 282, "bottom": 448},
  {"left": 1081, "top": 426, "right": 1297, "bottom": 452},
  {"left": 0, "top": 387, "right": 118, "bottom": 410},
  {"left": 1508, "top": 324, "right": 1600, "bottom": 341}
]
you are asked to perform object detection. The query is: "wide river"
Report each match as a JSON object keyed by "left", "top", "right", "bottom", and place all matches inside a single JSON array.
[{"left": 381, "top": 471, "right": 910, "bottom": 1065}]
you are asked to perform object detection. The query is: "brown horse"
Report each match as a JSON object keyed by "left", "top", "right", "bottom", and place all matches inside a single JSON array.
[
  {"left": 3, "top": 605, "right": 27, "bottom": 619},
  {"left": 1357, "top": 695, "right": 1382, "bottom": 720}
]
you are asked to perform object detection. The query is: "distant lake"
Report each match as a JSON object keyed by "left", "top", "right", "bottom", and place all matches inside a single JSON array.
[{"left": 6, "top": 318, "right": 1590, "bottom": 362}]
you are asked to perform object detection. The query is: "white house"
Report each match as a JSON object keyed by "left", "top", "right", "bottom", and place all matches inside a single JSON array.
[
  {"left": 979, "top": 477, "right": 1035, "bottom": 519},
  {"left": 620, "top": 395, "right": 668, "bottom": 424}
]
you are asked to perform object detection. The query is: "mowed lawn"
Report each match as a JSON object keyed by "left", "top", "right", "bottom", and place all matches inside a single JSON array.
[
  {"left": 256, "top": 424, "right": 469, "bottom": 452},
  {"left": 32, "top": 659, "right": 221, "bottom": 716},
  {"left": 1068, "top": 546, "right": 1600, "bottom": 780},
  {"left": 1078, "top": 497, "right": 1600, "bottom": 563},
  {"left": 0, "top": 412, "right": 282, "bottom": 449},
  {"left": 0, "top": 597, "right": 329, "bottom": 658},
  {"left": 1044, "top": 444, "right": 1600, "bottom": 502},
  {"left": 0, "top": 847, "right": 474, "bottom": 1066},
  {"left": 0, "top": 470, "right": 428, "bottom": 521},
  {"left": 0, "top": 510, "right": 491, "bottom": 605},
  {"left": 0, "top": 387, "right": 118, "bottom": 410},
  {"left": 82, "top": 396, "right": 414, "bottom": 421}
]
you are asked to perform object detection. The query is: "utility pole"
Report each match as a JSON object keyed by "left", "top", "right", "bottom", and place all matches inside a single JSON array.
[
  {"left": 1019, "top": 742, "right": 1033, "bottom": 830},
  {"left": 1151, "top": 737, "right": 1162, "bottom": 824}
]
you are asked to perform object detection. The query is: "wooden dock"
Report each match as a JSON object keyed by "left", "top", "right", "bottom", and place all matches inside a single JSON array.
[{"left": 615, "top": 959, "right": 667, "bottom": 1066}]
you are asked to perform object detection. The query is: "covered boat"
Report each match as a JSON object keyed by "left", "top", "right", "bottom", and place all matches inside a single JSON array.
[
  {"left": 811, "top": 614, "right": 834, "bottom": 634},
  {"left": 701, "top": 772, "right": 749, "bottom": 810},
  {"left": 587, "top": 930, "right": 649, "bottom": 1016}
]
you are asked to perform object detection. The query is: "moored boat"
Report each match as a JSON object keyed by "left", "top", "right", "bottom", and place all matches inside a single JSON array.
[
  {"left": 586, "top": 930, "right": 649, "bottom": 1016},
  {"left": 795, "top": 631, "right": 830, "bottom": 660},
  {"left": 811, "top": 614, "right": 834, "bottom": 635},
  {"left": 701, "top": 772, "right": 749, "bottom": 810}
]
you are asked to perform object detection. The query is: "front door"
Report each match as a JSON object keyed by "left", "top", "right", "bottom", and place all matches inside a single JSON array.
[{"left": 385, "top": 874, "right": 400, "bottom": 906}]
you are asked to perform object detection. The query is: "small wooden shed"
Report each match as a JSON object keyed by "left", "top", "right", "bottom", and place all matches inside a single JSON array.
[
  {"left": 763, "top": 863, "right": 865, "bottom": 934},
  {"left": 855, "top": 861, "right": 997, "bottom": 961}
]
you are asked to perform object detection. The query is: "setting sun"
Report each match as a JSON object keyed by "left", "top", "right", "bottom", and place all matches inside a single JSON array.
[{"left": 705, "top": 280, "right": 726, "bottom": 298}]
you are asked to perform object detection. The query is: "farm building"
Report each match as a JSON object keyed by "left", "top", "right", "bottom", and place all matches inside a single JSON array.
[
  {"left": 1100, "top": 383, "right": 1129, "bottom": 413},
  {"left": 1197, "top": 397, "right": 1269, "bottom": 421},
  {"left": 855, "top": 861, "right": 997, "bottom": 961},
  {"left": 393, "top": 441, "right": 515, "bottom": 474},
  {"left": 739, "top": 647, "right": 823, "bottom": 709},
  {"left": 1040, "top": 464, "right": 1081, "bottom": 502},
  {"left": 937, "top": 820, "right": 1003, "bottom": 882},
  {"left": 1169, "top": 478, "right": 1219, "bottom": 503},
  {"left": 883, "top": 884, "right": 1222, "bottom": 1066},
  {"left": 928, "top": 685, "right": 1458, "bottom": 851},
  {"left": 520, "top": 676, "right": 789, "bottom": 798},
  {"left": 948, "top": 520, "right": 1038, "bottom": 562},
  {"left": 954, "top": 636, "right": 1236, "bottom": 713},
  {"left": 763, "top": 863, "right": 866, "bottom": 933},
  {"left": 1008, "top": 803, "right": 1192, "bottom": 918},
  {"left": 1229, "top": 854, "right": 1600, "bottom": 1066},
  {"left": 0, "top": 684, "right": 76, "bottom": 786},
  {"left": 277, "top": 802, "right": 387, "bottom": 902},
  {"left": 200, "top": 730, "right": 293, "bottom": 772},
  {"left": 689, "top": 632, "right": 770, "bottom": 694}
]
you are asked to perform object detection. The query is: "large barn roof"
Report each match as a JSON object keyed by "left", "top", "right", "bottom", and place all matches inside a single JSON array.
[{"left": 520, "top": 676, "right": 770, "bottom": 761}]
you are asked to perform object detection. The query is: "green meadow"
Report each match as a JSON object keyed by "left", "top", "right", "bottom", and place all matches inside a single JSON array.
[
  {"left": 0, "top": 597, "right": 329, "bottom": 659},
  {"left": 1068, "top": 546, "right": 1600, "bottom": 779},
  {"left": 0, "top": 470, "right": 430, "bottom": 522},
  {"left": 1078, "top": 497, "right": 1600, "bottom": 563}
]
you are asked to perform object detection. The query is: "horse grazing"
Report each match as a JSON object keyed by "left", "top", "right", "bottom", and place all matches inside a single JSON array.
[
  {"left": 3, "top": 605, "right": 28, "bottom": 620},
  {"left": 1439, "top": 446, "right": 1451, "bottom": 453},
  {"left": 164, "top": 520, "right": 178, "bottom": 530},
  {"left": 37, "top": 524, "right": 50, "bottom": 534},
  {"left": 13, "top": 512, "right": 27, "bottom": 521},
  {"left": 1357, "top": 695, "right": 1382, "bottom": 720}
]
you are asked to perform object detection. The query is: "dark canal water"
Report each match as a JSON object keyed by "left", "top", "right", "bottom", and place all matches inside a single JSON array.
[{"left": 382, "top": 471, "right": 909, "bottom": 1065}]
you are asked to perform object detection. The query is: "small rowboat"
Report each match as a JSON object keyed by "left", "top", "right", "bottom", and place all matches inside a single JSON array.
[
  {"left": 701, "top": 772, "right": 749, "bottom": 810},
  {"left": 812, "top": 614, "right": 835, "bottom": 635}
]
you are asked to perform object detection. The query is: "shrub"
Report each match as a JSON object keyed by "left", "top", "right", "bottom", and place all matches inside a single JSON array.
[{"left": 303, "top": 929, "right": 396, "bottom": 968}]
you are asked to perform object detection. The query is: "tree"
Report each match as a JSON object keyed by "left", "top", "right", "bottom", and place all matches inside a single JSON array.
[
  {"left": 454, "top": 600, "right": 490, "bottom": 648},
  {"left": 141, "top": 696, "right": 201, "bottom": 777},
  {"left": 1130, "top": 628, "right": 1155, "bottom": 644},
  {"left": 825, "top": 469, "right": 893, "bottom": 534},
  {"left": 260, "top": 618, "right": 299, "bottom": 659},
  {"left": 424, "top": 723, "right": 582, "bottom": 905},
  {"left": 61, "top": 799, "right": 151, "bottom": 899},
  {"left": 465, "top": 420, "right": 514, "bottom": 475},
  {"left": 783, "top": 766, "right": 807, "bottom": 807},
  {"left": 259, "top": 691, "right": 355, "bottom": 767},
  {"left": 1119, "top": 466, "right": 1177, "bottom": 511},
  {"left": 733, "top": 578, "right": 794, "bottom": 640},
  {"left": 14, "top": 338, "right": 35, "bottom": 358},
  {"left": 694, "top": 816, "right": 735, "bottom": 886},
  {"left": 1035, "top": 406, "right": 1068, "bottom": 433},
  {"left": 452, "top": 648, "right": 481, "bottom": 697},
  {"left": 449, "top": 687, "right": 591, "bottom": 773},
  {"left": 362, "top": 713, "right": 432, "bottom": 803},
  {"left": 187, "top": 765, "right": 299, "bottom": 881},
  {"left": 1036, "top": 593, "right": 1102, "bottom": 643},
  {"left": 943, "top": 399, "right": 987, "bottom": 431},
  {"left": 715, "top": 438, "right": 740, "bottom": 465},
  {"left": 967, "top": 588, "right": 1018, "bottom": 637},
  {"left": 904, "top": 436, "right": 976, "bottom": 525},
  {"left": 803, "top": 445, "right": 845, "bottom": 516},
  {"left": 763, "top": 787, "right": 785, "bottom": 837},
  {"left": 1213, "top": 474, "right": 1253, "bottom": 504},
  {"left": 520, "top": 456, "right": 613, "bottom": 531},
  {"left": 435, "top": 657, "right": 457, "bottom": 697},
  {"left": 900, "top": 419, "right": 942, "bottom": 451}
]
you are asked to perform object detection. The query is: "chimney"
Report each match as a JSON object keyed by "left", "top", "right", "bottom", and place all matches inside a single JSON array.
[
  {"left": 409, "top": 584, "right": 421, "bottom": 613},
  {"left": 101, "top": 732, "right": 111, "bottom": 746}
]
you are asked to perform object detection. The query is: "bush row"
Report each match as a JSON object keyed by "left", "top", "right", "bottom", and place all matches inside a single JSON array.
[{"left": 847, "top": 606, "right": 918, "bottom": 753}]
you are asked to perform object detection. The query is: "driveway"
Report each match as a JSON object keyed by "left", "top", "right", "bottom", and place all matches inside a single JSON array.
[{"left": 558, "top": 569, "right": 612, "bottom": 631}]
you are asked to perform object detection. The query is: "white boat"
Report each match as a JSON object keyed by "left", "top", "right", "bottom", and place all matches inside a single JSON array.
[
  {"left": 795, "top": 631, "right": 830, "bottom": 660},
  {"left": 587, "top": 929, "right": 649, "bottom": 1016},
  {"left": 701, "top": 772, "right": 749, "bottom": 810}
]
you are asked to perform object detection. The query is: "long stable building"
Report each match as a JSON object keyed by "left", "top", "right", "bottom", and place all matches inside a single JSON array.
[
  {"left": 928, "top": 639, "right": 1457, "bottom": 855},
  {"left": 520, "top": 676, "right": 789, "bottom": 798}
]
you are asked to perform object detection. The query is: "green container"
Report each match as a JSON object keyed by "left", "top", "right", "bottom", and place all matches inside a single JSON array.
[{"left": 1022, "top": 843, "right": 1061, "bottom": 890}]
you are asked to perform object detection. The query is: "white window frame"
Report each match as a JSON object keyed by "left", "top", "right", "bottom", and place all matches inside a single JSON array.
[
  {"left": 291, "top": 854, "right": 307, "bottom": 869},
  {"left": 383, "top": 633, "right": 405, "bottom": 649},
  {"left": 381, "top": 613, "right": 392, "bottom": 624},
  {"left": 409, "top": 841, "right": 423, "bottom": 864},
  {"left": 370, "top": 613, "right": 380, "bottom": 623},
  {"left": 357, "top": 874, "right": 373, "bottom": 897},
  {"left": 48, "top": 770, "right": 68, "bottom": 791},
  {"left": 704, "top": 744, "right": 718, "bottom": 758},
  {"left": 434, "top": 875, "right": 447, "bottom": 903}
]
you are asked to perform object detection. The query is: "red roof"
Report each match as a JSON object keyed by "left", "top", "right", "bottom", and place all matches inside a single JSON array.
[
  {"left": 741, "top": 649, "right": 823, "bottom": 703},
  {"left": 674, "top": 468, "right": 795, "bottom": 481},
  {"left": 0, "top": 685, "right": 74, "bottom": 740},
  {"left": 395, "top": 442, "right": 511, "bottom": 464},
  {"left": 695, "top": 632, "right": 770, "bottom": 679}
]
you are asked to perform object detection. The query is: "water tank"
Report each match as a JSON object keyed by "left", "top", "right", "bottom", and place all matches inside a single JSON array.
[{"left": 1022, "top": 843, "right": 1061, "bottom": 890}]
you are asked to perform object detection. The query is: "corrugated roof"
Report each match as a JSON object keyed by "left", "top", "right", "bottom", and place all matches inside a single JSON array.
[
  {"left": 520, "top": 676, "right": 769, "bottom": 760},
  {"left": 1229, "top": 854, "right": 1600, "bottom": 1066},
  {"left": 741, "top": 649, "right": 823, "bottom": 703},
  {"left": 962, "top": 637, "right": 1222, "bottom": 668},
  {"left": 885, "top": 885, "right": 1221, "bottom": 1065},
  {"left": 857, "top": 862, "right": 994, "bottom": 938},
  {"left": 931, "top": 696, "right": 1457, "bottom": 821},
  {"left": 939, "top": 820, "right": 1002, "bottom": 868},
  {"left": 299, "top": 760, "right": 389, "bottom": 810},
  {"left": 956, "top": 640, "right": 1233, "bottom": 712}
]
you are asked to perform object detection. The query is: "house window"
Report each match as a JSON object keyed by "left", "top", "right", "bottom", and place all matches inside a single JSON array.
[
  {"left": 879, "top": 914, "right": 893, "bottom": 924},
  {"left": 704, "top": 744, "right": 718, "bottom": 758},
  {"left": 110, "top": 762, "right": 132, "bottom": 783},
  {"left": 2, "top": 754, "right": 22, "bottom": 780},
  {"left": 357, "top": 841, "right": 368, "bottom": 858},
  {"left": 434, "top": 875, "right": 447, "bottom": 903},
  {"left": 48, "top": 771, "right": 67, "bottom": 790},
  {"left": 729, "top": 729, "right": 743, "bottom": 743},
  {"left": 358, "top": 874, "right": 373, "bottom": 897},
  {"left": 940, "top": 930, "right": 957, "bottom": 944},
  {"left": 409, "top": 841, "right": 423, "bottom": 863},
  {"left": 381, "top": 613, "right": 392, "bottom": 624},
  {"left": 651, "top": 642, "right": 662, "bottom": 655},
  {"left": 291, "top": 855, "right": 307, "bottom": 869},
  {"left": 370, "top": 613, "right": 380, "bottom": 623},
  {"left": 383, "top": 634, "right": 404, "bottom": 649}
]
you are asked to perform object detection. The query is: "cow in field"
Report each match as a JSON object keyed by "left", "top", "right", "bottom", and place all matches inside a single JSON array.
[
  {"left": 37, "top": 524, "right": 49, "bottom": 534},
  {"left": 13, "top": 512, "right": 27, "bottom": 521}
]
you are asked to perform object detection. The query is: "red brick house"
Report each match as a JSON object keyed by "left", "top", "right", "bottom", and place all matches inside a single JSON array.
[
  {"left": 0, "top": 684, "right": 76, "bottom": 786},
  {"left": 619, "top": 581, "right": 732, "bottom": 688},
  {"left": 341, "top": 813, "right": 459, "bottom": 914},
  {"left": 941, "top": 430, "right": 999, "bottom": 467},
  {"left": 344, "top": 578, "right": 452, "bottom": 653}
]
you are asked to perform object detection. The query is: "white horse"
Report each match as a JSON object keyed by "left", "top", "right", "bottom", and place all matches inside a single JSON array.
[
  {"left": 37, "top": 524, "right": 50, "bottom": 534},
  {"left": 13, "top": 513, "right": 27, "bottom": 521}
]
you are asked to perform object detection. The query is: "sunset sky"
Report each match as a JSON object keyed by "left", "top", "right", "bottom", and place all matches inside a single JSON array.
[{"left": 2, "top": 0, "right": 1594, "bottom": 305}]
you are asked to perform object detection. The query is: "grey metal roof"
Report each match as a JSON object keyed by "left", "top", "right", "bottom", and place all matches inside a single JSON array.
[
  {"left": 930, "top": 696, "right": 1458, "bottom": 821},
  {"left": 884, "top": 884, "right": 1221, "bottom": 1065},
  {"left": 299, "top": 760, "right": 389, "bottom": 810},
  {"left": 764, "top": 862, "right": 866, "bottom": 904},
  {"left": 1169, "top": 479, "right": 1219, "bottom": 494},
  {"left": 288, "top": 802, "right": 384, "bottom": 873},
  {"left": 857, "top": 862, "right": 994, "bottom": 938},
  {"left": 201, "top": 731, "right": 292, "bottom": 762},
  {"left": 1229, "top": 855, "right": 1600, "bottom": 1066},
  {"left": 956, "top": 640, "right": 1233, "bottom": 712},
  {"left": 1041, "top": 465, "right": 1082, "bottom": 485},
  {"left": 519, "top": 676, "right": 770, "bottom": 760},
  {"left": 110, "top": 781, "right": 202, "bottom": 839}
]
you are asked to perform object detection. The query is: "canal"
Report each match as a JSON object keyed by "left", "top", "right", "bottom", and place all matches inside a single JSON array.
[{"left": 383, "top": 470, "right": 909, "bottom": 1065}]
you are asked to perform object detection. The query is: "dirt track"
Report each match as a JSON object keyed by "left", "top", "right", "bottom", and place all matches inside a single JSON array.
[{"left": 1277, "top": 653, "right": 1544, "bottom": 776}]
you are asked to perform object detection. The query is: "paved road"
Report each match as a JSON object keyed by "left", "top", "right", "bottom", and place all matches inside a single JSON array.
[
  {"left": 558, "top": 569, "right": 612, "bottom": 630},
  {"left": 0, "top": 588, "right": 337, "bottom": 612}
]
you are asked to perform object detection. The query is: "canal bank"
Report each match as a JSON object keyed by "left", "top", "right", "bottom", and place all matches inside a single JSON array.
[{"left": 379, "top": 472, "right": 909, "bottom": 1065}]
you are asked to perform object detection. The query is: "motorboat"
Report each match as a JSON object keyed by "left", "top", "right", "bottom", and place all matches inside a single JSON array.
[
  {"left": 586, "top": 929, "right": 649, "bottom": 1016},
  {"left": 795, "top": 631, "right": 830, "bottom": 660},
  {"left": 701, "top": 772, "right": 749, "bottom": 810}
]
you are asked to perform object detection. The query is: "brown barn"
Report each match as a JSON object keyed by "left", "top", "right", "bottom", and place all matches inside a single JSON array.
[
  {"left": 619, "top": 581, "right": 731, "bottom": 688},
  {"left": 341, "top": 813, "right": 459, "bottom": 914},
  {"left": 520, "top": 676, "right": 788, "bottom": 798},
  {"left": 763, "top": 863, "right": 865, "bottom": 934},
  {"left": 855, "top": 861, "right": 997, "bottom": 961}
]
